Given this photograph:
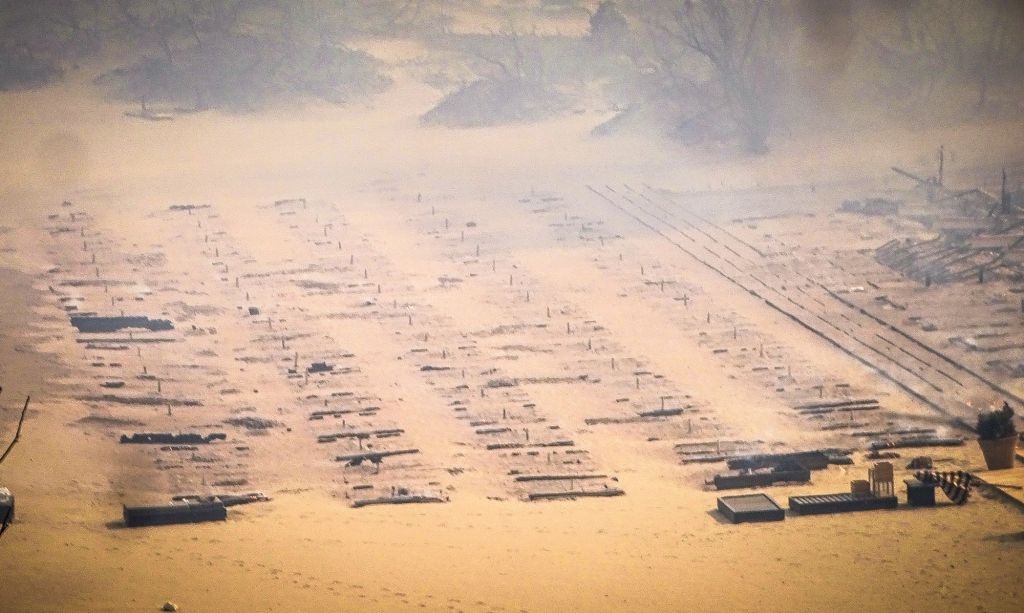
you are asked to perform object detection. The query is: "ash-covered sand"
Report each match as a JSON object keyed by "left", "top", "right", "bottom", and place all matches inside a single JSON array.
[{"left": 1, "top": 43, "right": 1023, "bottom": 613}]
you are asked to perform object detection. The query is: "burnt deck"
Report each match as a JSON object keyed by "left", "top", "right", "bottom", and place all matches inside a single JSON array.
[
  {"left": 123, "top": 501, "right": 227, "bottom": 527},
  {"left": 713, "top": 468, "right": 811, "bottom": 490}
]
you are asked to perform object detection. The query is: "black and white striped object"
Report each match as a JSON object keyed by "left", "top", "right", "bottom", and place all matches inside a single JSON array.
[{"left": 915, "top": 470, "right": 975, "bottom": 505}]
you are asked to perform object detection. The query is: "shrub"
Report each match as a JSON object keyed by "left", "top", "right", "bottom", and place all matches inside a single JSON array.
[{"left": 977, "top": 402, "right": 1017, "bottom": 440}]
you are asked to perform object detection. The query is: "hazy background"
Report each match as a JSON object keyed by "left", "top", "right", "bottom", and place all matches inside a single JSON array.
[{"left": 2, "top": 0, "right": 1022, "bottom": 155}]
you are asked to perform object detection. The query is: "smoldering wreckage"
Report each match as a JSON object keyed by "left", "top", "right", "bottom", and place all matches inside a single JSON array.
[
  {"left": 3, "top": 151, "right": 1022, "bottom": 537},
  {"left": 2, "top": 3, "right": 1024, "bottom": 611}
]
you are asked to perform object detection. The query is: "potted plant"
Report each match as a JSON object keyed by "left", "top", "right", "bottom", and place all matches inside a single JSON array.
[{"left": 976, "top": 402, "right": 1018, "bottom": 470}]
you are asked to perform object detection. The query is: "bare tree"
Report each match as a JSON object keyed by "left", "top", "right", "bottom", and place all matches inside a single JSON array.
[
  {"left": 972, "top": 0, "right": 1024, "bottom": 112},
  {"left": 862, "top": 0, "right": 1024, "bottom": 114},
  {"left": 590, "top": 1, "right": 630, "bottom": 54},
  {"left": 641, "top": 0, "right": 779, "bottom": 153},
  {"left": 0, "top": 0, "right": 105, "bottom": 89},
  {"left": 463, "top": 28, "right": 547, "bottom": 84}
]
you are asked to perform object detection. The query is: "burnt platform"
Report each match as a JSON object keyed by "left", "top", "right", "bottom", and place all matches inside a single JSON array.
[
  {"left": 717, "top": 493, "right": 786, "bottom": 523},
  {"left": 726, "top": 451, "right": 831, "bottom": 471},
  {"left": 71, "top": 315, "right": 173, "bottom": 333},
  {"left": 120, "top": 432, "right": 226, "bottom": 445},
  {"left": 123, "top": 501, "right": 227, "bottom": 527},
  {"left": 788, "top": 493, "right": 898, "bottom": 515},
  {"left": 713, "top": 468, "right": 811, "bottom": 490}
]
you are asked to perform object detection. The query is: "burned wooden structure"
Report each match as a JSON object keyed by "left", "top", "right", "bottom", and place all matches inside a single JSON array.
[
  {"left": 335, "top": 448, "right": 419, "bottom": 466},
  {"left": 840, "top": 198, "right": 901, "bottom": 216},
  {"left": 710, "top": 448, "right": 832, "bottom": 491},
  {"left": 309, "top": 407, "right": 379, "bottom": 420},
  {"left": 317, "top": 428, "right": 403, "bottom": 443},
  {"left": 794, "top": 398, "right": 880, "bottom": 417},
  {"left": 868, "top": 436, "right": 964, "bottom": 451},
  {"left": 120, "top": 432, "right": 227, "bottom": 444},
  {"left": 788, "top": 493, "right": 898, "bottom": 515},
  {"left": 307, "top": 361, "right": 334, "bottom": 374},
  {"left": 170, "top": 492, "right": 270, "bottom": 507},
  {"left": 123, "top": 501, "right": 227, "bottom": 527},
  {"left": 70, "top": 315, "right": 174, "bottom": 333},
  {"left": 351, "top": 493, "right": 446, "bottom": 508},
  {"left": 512, "top": 473, "right": 607, "bottom": 483},
  {"left": 675, "top": 439, "right": 765, "bottom": 464},
  {"left": 726, "top": 450, "right": 838, "bottom": 471},
  {"left": 717, "top": 493, "right": 786, "bottom": 523},
  {"left": 788, "top": 462, "right": 899, "bottom": 515},
  {"left": 877, "top": 233, "right": 1024, "bottom": 285},
  {"left": 712, "top": 467, "right": 811, "bottom": 490},
  {"left": 527, "top": 488, "right": 625, "bottom": 501},
  {"left": 879, "top": 164, "right": 1024, "bottom": 284}
]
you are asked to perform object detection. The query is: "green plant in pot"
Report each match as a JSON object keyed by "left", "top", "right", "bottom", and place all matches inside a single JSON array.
[{"left": 976, "top": 402, "right": 1018, "bottom": 470}]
